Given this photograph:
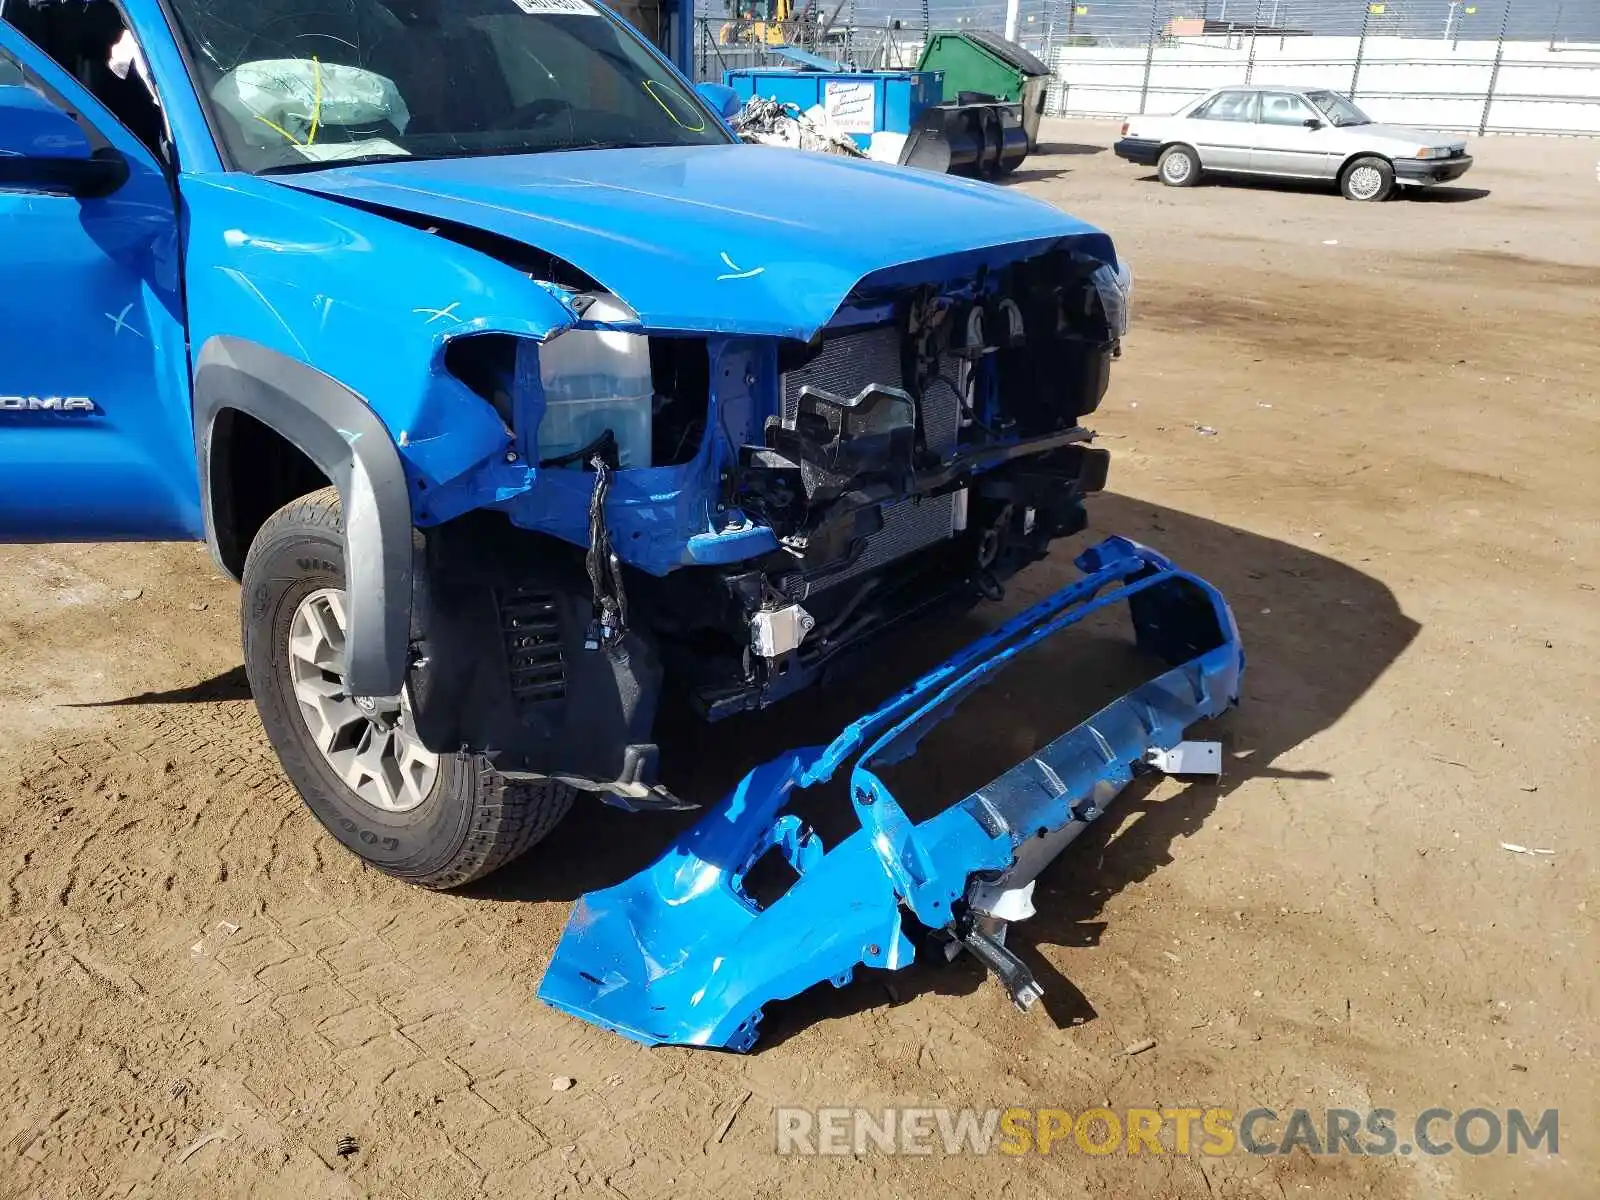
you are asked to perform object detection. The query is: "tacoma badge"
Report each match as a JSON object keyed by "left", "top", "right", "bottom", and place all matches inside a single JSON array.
[{"left": 0, "top": 396, "right": 97, "bottom": 413}]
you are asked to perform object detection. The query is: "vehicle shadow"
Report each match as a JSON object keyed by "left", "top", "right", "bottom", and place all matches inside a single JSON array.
[
  {"left": 998, "top": 167, "right": 1070, "bottom": 184},
  {"left": 66, "top": 664, "right": 253, "bottom": 706},
  {"left": 1136, "top": 172, "right": 1490, "bottom": 204},
  {"left": 480, "top": 495, "right": 1420, "bottom": 1046},
  {"left": 1407, "top": 186, "right": 1492, "bottom": 203},
  {"left": 1036, "top": 142, "right": 1107, "bottom": 156}
]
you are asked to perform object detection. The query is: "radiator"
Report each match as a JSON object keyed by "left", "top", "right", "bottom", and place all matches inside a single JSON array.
[{"left": 780, "top": 325, "right": 963, "bottom": 598}]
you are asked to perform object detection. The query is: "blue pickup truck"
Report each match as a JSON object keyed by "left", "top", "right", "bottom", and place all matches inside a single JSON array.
[{"left": 0, "top": 0, "right": 1240, "bottom": 1048}]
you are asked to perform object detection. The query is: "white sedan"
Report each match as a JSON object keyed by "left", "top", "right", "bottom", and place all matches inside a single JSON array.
[{"left": 1114, "top": 85, "right": 1473, "bottom": 201}]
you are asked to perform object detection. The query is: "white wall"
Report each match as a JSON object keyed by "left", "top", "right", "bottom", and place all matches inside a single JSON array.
[{"left": 1048, "top": 36, "right": 1600, "bottom": 135}]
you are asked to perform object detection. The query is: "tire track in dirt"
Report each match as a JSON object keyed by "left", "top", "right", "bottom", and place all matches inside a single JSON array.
[
  {"left": 0, "top": 693, "right": 1436, "bottom": 1200},
  {"left": 6, "top": 127, "right": 1598, "bottom": 1198}
]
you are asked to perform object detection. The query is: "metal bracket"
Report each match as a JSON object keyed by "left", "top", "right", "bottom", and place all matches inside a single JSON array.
[
  {"left": 751, "top": 604, "right": 815, "bottom": 658},
  {"left": 1145, "top": 740, "right": 1223, "bottom": 777},
  {"left": 957, "top": 924, "right": 1044, "bottom": 1012}
]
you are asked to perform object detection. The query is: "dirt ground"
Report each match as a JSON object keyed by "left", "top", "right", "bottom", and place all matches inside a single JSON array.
[{"left": 1, "top": 121, "right": 1595, "bottom": 1200}]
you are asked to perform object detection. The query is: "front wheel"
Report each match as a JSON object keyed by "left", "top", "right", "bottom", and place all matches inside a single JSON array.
[
  {"left": 241, "top": 488, "right": 574, "bottom": 889},
  {"left": 1157, "top": 144, "right": 1201, "bottom": 187},
  {"left": 1340, "top": 155, "right": 1394, "bottom": 202}
]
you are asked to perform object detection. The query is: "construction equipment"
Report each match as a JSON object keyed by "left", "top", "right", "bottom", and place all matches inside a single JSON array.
[{"left": 720, "top": 0, "right": 819, "bottom": 46}]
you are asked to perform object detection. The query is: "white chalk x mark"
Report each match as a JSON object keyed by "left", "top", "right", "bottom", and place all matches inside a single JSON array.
[
  {"left": 414, "top": 302, "right": 463, "bottom": 324},
  {"left": 106, "top": 303, "right": 145, "bottom": 339}
]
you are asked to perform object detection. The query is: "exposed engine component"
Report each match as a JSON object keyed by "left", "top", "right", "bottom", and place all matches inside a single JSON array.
[
  {"left": 416, "top": 250, "right": 1126, "bottom": 776},
  {"left": 774, "top": 381, "right": 917, "bottom": 501},
  {"left": 731, "top": 251, "right": 1118, "bottom": 583},
  {"left": 583, "top": 452, "right": 629, "bottom": 652},
  {"left": 952, "top": 302, "right": 986, "bottom": 428},
  {"left": 902, "top": 288, "right": 954, "bottom": 438},
  {"left": 750, "top": 603, "right": 815, "bottom": 659},
  {"left": 789, "top": 320, "right": 962, "bottom": 461}
]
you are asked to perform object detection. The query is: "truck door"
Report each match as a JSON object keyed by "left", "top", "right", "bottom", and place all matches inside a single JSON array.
[{"left": 0, "top": 23, "right": 198, "bottom": 541}]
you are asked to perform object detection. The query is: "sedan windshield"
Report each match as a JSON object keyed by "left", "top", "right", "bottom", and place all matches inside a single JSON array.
[
  {"left": 1305, "top": 90, "right": 1372, "bottom": 127},
  {"left": 164, "top": 0, "right": 730, "bottom": 173}
]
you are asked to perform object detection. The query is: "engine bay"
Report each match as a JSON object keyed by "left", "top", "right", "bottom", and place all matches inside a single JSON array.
[
  {"left": 412, "top": 242, "right": 1128, "bottom": 794},
  {"left": 732, "top": 245, "right": 1127, "bottom": 556},
  {"left": 650, "top": 245, "right": 1126, "bottom": 718}
]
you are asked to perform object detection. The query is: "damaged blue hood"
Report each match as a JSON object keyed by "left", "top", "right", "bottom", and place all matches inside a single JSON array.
[{"left": 274, "top": 143, "right": 1115, "bottom": 339}]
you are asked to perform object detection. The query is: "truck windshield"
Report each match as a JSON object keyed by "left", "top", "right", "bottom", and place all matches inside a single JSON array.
[
  {"left": 163, "top": 0, "right": 730, "bottom": 173},
  {"left": 1304, "top": 90, "right": 1372, "bottom": 128}
]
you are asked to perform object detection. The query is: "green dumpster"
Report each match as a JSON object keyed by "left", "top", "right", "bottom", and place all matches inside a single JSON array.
[{"left": 917, "top": 31, "right": 1052, "bottom": 152}]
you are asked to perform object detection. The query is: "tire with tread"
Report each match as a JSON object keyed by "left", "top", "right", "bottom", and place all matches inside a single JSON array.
[
  {"left": 1340, "top": 155, "right": 1395, "bottom": 202},
  {"left": 241, "top": 487, "right": 573, "bottom": 889},
  {"left": 1157, "top": 144, "right": 1201, "bottom": 187}
]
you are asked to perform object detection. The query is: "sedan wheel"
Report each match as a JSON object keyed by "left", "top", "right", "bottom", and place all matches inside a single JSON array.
[
  {"left": 1341, "top": 155, "right": 1395, "bottom": 202},
  {"left": 1158, "top": 144, "right": 1201, "bottom": 187}
]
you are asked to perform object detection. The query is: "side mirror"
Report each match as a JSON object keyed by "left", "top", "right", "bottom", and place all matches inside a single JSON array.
[
  {"left": 695, "top": 81, "right": 743, "bottom": 122},
  {"left": 0, "top": 84, "right": 126, "bottom": 197},
  {"left": 1303, "top": 117, "right": 1325, "bottom": 130}
]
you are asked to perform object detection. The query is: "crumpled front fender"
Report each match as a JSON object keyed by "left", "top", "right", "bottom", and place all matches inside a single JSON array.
[
  {"left": 181, "top": 173, "right": 579, "bottom": 492},
  {"left": 538, "top": 536, "right": 1244, "bottom": 1050}
]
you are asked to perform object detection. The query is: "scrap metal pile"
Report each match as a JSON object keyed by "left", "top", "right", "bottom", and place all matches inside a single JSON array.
[{"left": 729, "top": 94, "right": 868, "bottom": 159}]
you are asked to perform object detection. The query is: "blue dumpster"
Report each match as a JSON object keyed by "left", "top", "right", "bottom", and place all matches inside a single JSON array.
[
  {"left": 724, "top": 55, "right": 1031, "bottom": 177},
  {"left": 723, "top": 67, "right": 945, "bottom": 150}
]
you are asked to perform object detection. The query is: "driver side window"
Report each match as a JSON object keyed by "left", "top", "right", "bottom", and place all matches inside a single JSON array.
[
  {"left": 2, "top": 1, "right": 166, "bottom": 159},
  {"left": 0, "top": 45, "right": 114, "bottom": 155}
]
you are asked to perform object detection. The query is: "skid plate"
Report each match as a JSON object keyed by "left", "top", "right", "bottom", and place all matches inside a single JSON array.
[{"left": 537, "top": 537, "right": 1244, "bottom": 1050}]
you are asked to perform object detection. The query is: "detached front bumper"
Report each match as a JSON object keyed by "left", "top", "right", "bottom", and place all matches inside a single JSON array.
[
  {"left": 538, "top": 536, "right": 1244, "bottom": 1051},
  {"left": 1394, "top": 155, "right": 1473, "bottom": 184}
]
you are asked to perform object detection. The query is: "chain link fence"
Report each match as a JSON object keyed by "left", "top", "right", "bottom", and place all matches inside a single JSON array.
[
  {"left": 689, "top": 15, "right": 927, "bottom": 82},
  {"left": 688, "top": 1, "right": 1600, "bottom": 133},
  {"left": 1024, "top": 0, "right": 1586, "bottom": 50},
  {"left": 1037, "top": 0, "right": 1599, "bottom": 134}
]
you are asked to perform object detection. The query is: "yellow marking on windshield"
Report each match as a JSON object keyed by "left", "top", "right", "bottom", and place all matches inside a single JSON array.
[
  {"left": 308, "top": 55, "right": 323, "bottom": 145},
  {"left": 253, "top": 55, "right": 325, "bottom": 147},
  {"left": 254, "top": 113, "right": 302, "bottom": 144},
  {"left": 642, "top": 80, "right": 706, "bottom": 133}
]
